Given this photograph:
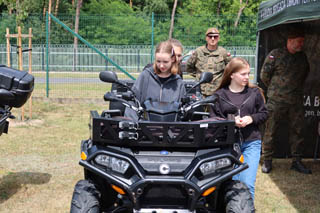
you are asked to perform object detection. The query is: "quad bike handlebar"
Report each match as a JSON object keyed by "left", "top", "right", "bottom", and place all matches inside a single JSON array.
[{"left": 99, "top": 71, "right": 217, "bottom": 121}]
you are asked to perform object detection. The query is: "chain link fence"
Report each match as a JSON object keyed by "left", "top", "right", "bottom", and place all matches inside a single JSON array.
[
  {"left": 0, "top": 44, "right": 256, "bottom": 99},
  {"left": 0, "top": 13, "right": 257, "bottom": 100},
  {"left": 0, "top": 44, "right": 255, "bottom": 72}
]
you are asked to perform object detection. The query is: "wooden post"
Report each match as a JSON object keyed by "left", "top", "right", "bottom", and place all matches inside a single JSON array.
[
  {"left": 6, "top": 28, "right": 10, "bottom": 67},
  {"left": 17, "top": 26, "right": 25, "bottom": 121},
  {"left": 6, "top": 27, "right": 33, "bottom": 121},
  {"left": 18, "top": 27, "right": 22, "bottom": 70},
  {"left": 28, "top": 28, "right": 33, "bottom": 119}
]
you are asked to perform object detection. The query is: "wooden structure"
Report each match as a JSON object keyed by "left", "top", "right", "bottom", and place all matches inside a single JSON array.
[{"left": 6, "top": 27, "right": 33, "bottom": 120}]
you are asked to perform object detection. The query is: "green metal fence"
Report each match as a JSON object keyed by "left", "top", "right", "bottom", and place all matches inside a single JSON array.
[
  {"left": 0, "top": 44, "right": 256, "bottom": 99},
  {"left": 0, "top": 13, "right": 257, "bottom": 100},
  {"left": 0, "top": 44, "right": 255, "bottom": 73}
]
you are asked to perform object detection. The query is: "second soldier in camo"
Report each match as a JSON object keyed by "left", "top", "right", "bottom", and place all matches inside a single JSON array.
[
  {"left": 260, "top": 27, "right": 312, "bottom": 174},
  {"left": 186, "top": 27, "right": 232, "bottom": 97}
]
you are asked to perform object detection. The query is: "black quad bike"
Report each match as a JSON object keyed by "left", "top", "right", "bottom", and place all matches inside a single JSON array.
[
  {"left": 70, "top": 71, "right": 254, "bottom": 213},
  {"left": 0, "top": 65, "right": 34, "bottom": 136}
]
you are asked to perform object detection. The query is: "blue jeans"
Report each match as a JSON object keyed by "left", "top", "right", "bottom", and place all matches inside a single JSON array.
[{"left": 233, "top": 139, "right": 261, "bottom": 201}]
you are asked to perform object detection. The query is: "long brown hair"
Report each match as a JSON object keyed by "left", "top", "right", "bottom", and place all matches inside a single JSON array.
[
  {"left": 167, "top": 38, "right": 183, "bottom": 51},
  {"left": 167, "top": 38, "right": 183, "bottom": 76},
  {"left": 216, "top": 57, "right": 265, "bottom": 102},
  {"left": 153, "top": 41, "right": 179, "bottom": 75}
]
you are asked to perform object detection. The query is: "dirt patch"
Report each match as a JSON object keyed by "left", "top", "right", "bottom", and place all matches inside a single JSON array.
[{"left": 8, "top": 119, "right": 44, "bottom": 127}]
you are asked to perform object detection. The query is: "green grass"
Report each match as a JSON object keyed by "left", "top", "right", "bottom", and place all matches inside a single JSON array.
[
  {"left": 255, "top": 159, "right": 320, "bottom": 213},
  {"left": 34, "top": 82, "right": 109, "bottom": 99},
  {"left": 32, "top": 72, "right": 196, "bottom": 99},
  {"left": 1, "top": 100, "right": 319, "bottom": 212},
  {"left": 0, "top": 101, "right": 106, "bottom": 212}
]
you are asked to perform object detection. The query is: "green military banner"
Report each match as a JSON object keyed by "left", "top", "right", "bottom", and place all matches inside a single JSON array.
[{"left": 257, "top": 0, "right": 320, "bottom": 31}]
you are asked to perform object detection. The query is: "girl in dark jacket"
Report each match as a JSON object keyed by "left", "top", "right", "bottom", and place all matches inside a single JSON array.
[
  {"left": 125, "top": 41, "right": 186, "bottom": 120},
  {"left": 210, "top": 57, "right": 268, "bottom": 202}
]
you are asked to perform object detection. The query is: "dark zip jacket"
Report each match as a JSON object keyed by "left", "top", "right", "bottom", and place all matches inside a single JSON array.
[
  {"left": 210, "top": 86, "right": 268, "bottom": 142},
  {"left": 124, "top": 65, "right": 186, "bottom": 120}
]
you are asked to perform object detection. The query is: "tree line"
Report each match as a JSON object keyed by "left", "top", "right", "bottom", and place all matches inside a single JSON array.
[{"left": 0, "top": 0, "right": 264, "bottom": 46}]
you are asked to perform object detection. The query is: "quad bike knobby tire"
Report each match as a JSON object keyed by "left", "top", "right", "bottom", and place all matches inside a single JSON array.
[
  {"left": 70, "top": 180, "right": 100, "bottom": 213},
  {"left": 224, "top": 180, "right": 255, "bottom": 213}
]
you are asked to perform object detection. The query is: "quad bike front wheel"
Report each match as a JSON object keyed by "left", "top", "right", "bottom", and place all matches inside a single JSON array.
[
  {"left": 223, "top": 180, "right": 255, "bottom": 213},
  {"left": 70, "top": 180, "right": 100, "bottom": 213}
]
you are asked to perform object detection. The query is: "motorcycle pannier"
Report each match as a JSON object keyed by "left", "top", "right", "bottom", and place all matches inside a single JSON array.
[{"left": 0, "top": 65, "right": 34, "bottom": 108}]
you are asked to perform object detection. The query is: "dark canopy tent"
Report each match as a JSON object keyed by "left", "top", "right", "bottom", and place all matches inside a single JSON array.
[{"left": 255, "top": 0, "right": 320, "bottom": 158}]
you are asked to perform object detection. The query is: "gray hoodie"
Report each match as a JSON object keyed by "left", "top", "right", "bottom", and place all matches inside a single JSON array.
[{"left": 124, "top": 65, "right": 186, "bottom": 120}]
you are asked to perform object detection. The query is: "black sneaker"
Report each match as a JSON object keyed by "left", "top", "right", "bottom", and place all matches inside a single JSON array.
[
  {"left": 291, "top": 160, "right": 312, "bottom": 174},
  {"left": 261, "top": 160, "right": 272, "bottom": 173}
]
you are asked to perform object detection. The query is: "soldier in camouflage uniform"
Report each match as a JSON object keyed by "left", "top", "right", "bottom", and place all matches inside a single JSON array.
[
  {"left": 260, "top": 29, "right": 312, "bottom": 174},
  {"left": 186, "top": 27, "right": 232, "bottom": 97}
]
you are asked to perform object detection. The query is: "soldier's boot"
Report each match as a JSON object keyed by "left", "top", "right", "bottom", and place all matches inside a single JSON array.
[
  {"left": 261, "top": 160, "right": 272, "bottom": 173},
  {"left": 291, "top": 158, "right": 312, "bottom": 174}
]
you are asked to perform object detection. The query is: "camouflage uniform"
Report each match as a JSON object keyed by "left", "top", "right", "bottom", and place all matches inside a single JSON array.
[
  {"left": 260, "top": 47, "right": 310, "bottom": 160},
  {"left": 186, "top": 45, "right": 232, "bottom": 96}
]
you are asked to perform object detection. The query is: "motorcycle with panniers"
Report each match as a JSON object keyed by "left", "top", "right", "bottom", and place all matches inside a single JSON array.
[
  {"left": 0, "top": 65, "right": 34, "bottom": 137},
  {"left": 70, "top": 71, "right": 254, "bottom": 213}
]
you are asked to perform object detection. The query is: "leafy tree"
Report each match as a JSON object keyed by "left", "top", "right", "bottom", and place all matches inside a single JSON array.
[
  {"left": 0, "top": 13, "right": 16, "bottom": 44},
  {"left": 174, "top": 0, "right": 263, "bottom": 46},
  {"left": 0, "top": 0, "right": 264, "bottom": 46},
  {"left": 143, "top": 0, "right": 169, "bottom": 14},
  {"left": 0, "top": 0, "right": 16, "bottom": 14},
  {"left": 82, "top": 0, "right": 133, "bottom": 14},
  {"left": 80, "top": 0, "right": 151, "bottom": 44}
]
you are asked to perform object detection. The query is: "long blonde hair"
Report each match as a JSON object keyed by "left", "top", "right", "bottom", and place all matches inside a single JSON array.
[
  {"left": 153, "top": 41, "right": 179, "bottom": 75},
  {"left": 216, "top": 57, "right": 265, "bottom": 102}
]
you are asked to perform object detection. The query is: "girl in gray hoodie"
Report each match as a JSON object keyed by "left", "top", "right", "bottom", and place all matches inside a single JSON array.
[{"left": 125, "top": 41, "right": 186, "bottom": 120}]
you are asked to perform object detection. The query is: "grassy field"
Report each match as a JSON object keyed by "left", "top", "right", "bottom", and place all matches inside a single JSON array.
[
  {"left": 0, "top": 100, "right": 319, "bottom": 212},
  {"left": 32, "top": 71, "right": 254, "bottom": 101}
]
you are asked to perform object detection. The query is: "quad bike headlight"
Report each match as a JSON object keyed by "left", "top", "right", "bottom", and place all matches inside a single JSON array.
[
  {"left": 95, "top": 154, "right": 130, "bottom": 174},
  {"left": 199, "top": 158, "right": 232, "bottom": 176}
]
